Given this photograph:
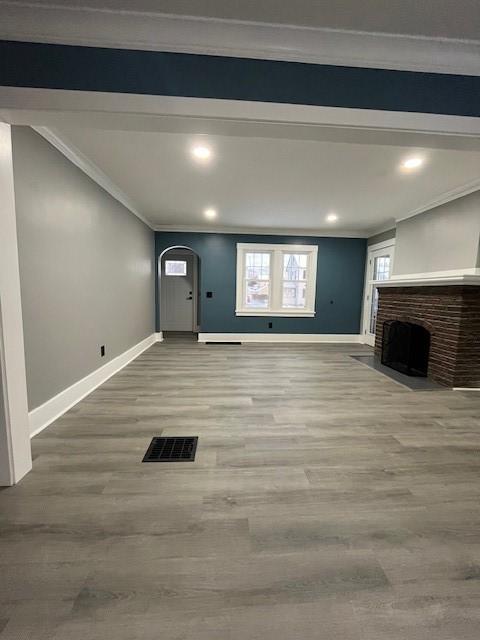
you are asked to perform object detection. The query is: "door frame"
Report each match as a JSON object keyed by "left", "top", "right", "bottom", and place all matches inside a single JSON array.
[
  {"left": 158, "top": 246, "right": 199, "bottom": 333},
  {"left": 361, "top": 238, "right": 396, "bottom": 346},
  {"left": 0, "top": 123, "right": 32, "bottom": 485},
  {"left": 0, "top": 300, "right": 13, "bottom": 484}
]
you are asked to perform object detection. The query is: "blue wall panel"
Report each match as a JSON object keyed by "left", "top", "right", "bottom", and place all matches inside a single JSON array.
[
  {"left": 155, "top": 232, "right": 366, "bottom": 334},
  {"left": 1, "top": 40, "right": 480, "bottom": 116}
]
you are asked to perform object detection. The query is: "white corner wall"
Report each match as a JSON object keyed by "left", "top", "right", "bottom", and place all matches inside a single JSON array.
[
  {"left": 394, "top": 190, "right": 480, "bottom": 276},
  {"left": 0, "top": 123, "right": 32, "bottom": 485}
]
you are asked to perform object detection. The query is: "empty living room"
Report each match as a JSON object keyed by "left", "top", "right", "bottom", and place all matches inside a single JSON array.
[{"left": 1, "top": 2, "right": 480, "bottom": 638}]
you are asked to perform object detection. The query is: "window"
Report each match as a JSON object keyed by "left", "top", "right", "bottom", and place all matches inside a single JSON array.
[
  {"left": 244, "top": 252, "right": 270, "bottom": 309},
  {"left": 369, "top": 287, "right": 379, "bottom": 334},
  {"left": 282, "top": 253, "right": 308, "bottom": 309},
  {"left": 373, "top": 255, "right": 390, "bottom": 281},
  {"left": 369, "top": 255, "right": 391, "bottom": 332},
  {"left": 236, "top": 243, "right": 318, "bottom": 316},
  {"left": 165, "top": 260, "right": 187, "bottom": 276}
]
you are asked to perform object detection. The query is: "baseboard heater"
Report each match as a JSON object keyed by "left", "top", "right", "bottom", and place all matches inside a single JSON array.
[{"left": 205, "top": 341, "right": 242, "bottom": 345}]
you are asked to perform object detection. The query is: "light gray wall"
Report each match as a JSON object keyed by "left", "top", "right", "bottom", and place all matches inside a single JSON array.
[
  {"left": 0, "top": 353, "right": 9, "bottom": 480},
  {"left": 393, "top": 190, "right": 480, "bottom": 275},
  {"left": 367, "top": 227, "right": 396, "bottom": 246},
  {"left": 12, "top": 127, "right": 155, "bottom": 411}
]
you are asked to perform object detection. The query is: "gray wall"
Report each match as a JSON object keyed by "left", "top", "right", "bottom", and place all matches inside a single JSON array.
[
  {"left": 393, "top": 190, "right": 480, "bottom": 275},
  {"left": 12, "top": 127, "right": 155, "bottom": 411},
  {"left": 0, "top": 354, "right": 9, "bottom": 478},
  {"left": 367, "top": 228, "right": 396, "bottom": 246}
]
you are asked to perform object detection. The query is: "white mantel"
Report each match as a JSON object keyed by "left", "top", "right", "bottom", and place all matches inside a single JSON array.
[{"left": 376, "top": 268, "right": 480, "bottom": 288}]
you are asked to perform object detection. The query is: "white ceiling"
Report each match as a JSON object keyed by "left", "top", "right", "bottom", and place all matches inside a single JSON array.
[
  {"left": 13, "top": 0, "right": 480, "bottom": 41},
  {"left": 54, "top": 125, "right": 480, "bottom": 235}
]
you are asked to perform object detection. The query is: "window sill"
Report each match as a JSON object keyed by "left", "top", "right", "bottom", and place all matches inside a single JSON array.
[{"left": 235, "top": 309, "right": 315, "bottom": 318}]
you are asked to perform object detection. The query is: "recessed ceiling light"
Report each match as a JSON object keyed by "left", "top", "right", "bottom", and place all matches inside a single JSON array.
[
  {"left": 326, "top": 213, "right": 338, "bottom": 223},
  {"left": 402, "top": 157, "right": 424, "bottom": 170},
  {"left": 191, "top": 145, "right": 211, "bottom": 161},
  {"left": 204, "top": 207, "right": 217, "bottom": 220}
]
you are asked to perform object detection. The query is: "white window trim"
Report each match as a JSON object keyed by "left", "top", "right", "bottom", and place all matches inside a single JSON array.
[
  {"left": 235, "top": 243, "right": 318, "bottom": 317},
  {"left": 361, "top": 238, "right": 396, "bottom": 344}
]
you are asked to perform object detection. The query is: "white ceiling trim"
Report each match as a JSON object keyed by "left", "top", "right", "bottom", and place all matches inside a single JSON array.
[
  {"left": 366, "top": 221, "right": 397, "bottom": 238},
  {"left": 396, "top": 177, "right": 480, "bottom": 223},
  {"left": 4, "top": 89, "right": 480, "bottom": 143},
  {"left": 1, "top": 2, "right": 480, "bottom": 76},
  {"left": 31, "top": 126, "right": 154, "bottom": 229},
  {"left": 154, "top": 224, "right": 368, "bottom": 239}
]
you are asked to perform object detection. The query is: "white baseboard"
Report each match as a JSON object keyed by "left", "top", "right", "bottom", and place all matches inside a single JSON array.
[
  {"left": 155, "top": 331, "right": 163, "bottom": 342},
  {"left": 29, "top": 333, "right": 157, "bottom": 437},
  {"left": 198, "top": 333, "right": 363, "bottom": 343}
]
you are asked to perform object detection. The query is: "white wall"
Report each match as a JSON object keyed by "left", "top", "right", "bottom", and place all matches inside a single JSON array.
[{"left": 393, "top": 190, "right": 480, "bottom": 275}]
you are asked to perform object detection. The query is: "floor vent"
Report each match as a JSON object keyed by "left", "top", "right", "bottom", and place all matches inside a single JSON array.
[
  {"left": 205, "top": 341, "right": 242, "bottom": 345},
  {"left": 142, "top": 437, "right": 198, "bottom": 462}
]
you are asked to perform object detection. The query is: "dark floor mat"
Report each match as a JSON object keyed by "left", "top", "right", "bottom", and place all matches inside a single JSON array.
[{"left": 351, "top": 355, "right": 445, "bottom": 390}]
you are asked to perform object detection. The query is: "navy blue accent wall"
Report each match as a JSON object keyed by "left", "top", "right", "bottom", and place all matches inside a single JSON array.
[
  {"left": 156, "top": 232, "right": 366, "bottom": 334},
  {"left": 1, "top": 40, "right": 480, "bottom": 116}
]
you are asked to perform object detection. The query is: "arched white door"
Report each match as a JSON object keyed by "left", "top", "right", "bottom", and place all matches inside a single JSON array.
[{"left": 160, "top": 251, "right": 197, "bottom": 332}]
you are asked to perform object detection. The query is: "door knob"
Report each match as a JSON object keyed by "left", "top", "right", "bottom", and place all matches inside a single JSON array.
[{"left": 187, "top": 296, "right": 192, "bottom": 300}]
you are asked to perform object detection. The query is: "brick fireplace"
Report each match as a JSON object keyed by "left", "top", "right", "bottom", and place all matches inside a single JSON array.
[{"left": 375, "top": 284, "right": 480, "bottom": 387}]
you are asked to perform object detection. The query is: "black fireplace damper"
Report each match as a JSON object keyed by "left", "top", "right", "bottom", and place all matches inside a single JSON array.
[{"left": 381, "top": 320, "right": 430, "bottom": 377}]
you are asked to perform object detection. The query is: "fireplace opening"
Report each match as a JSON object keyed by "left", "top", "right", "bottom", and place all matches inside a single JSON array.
[{"left": 381, "top": 320, "right": 430, "bottom": 377}]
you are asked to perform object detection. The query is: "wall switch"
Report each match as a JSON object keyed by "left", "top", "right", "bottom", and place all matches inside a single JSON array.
[{"left": 100, "top": 345, "right": 105, "bottom": 357}]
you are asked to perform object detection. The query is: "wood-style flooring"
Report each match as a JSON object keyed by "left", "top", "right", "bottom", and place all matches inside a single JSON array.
[{"left": 1, "top": 337, "right": 480, "bottom": 639}]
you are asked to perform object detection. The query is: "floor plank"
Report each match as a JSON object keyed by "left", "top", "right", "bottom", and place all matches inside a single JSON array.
[{"left": 1, "top": 338, "right": 479, "bottom": 639}]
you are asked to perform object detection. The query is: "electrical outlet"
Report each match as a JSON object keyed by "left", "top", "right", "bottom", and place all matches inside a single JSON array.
[{"left": 100, "top": 345, "right": 105, "bottom": 357}]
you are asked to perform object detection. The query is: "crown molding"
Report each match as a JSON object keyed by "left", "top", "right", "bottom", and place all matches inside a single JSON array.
[
  {"left": 350, "top": 175, "right": 480, "bottom": 237},
  {"left": 154, "top": 224, "right": 368, "bottom": 239},
  {"left": 365, "top": 221, "right": 397, "bottom": 238},
  {"left": 366, "top": 177, "right": 480, "bottom": 235},
  {"left": 31, "top": 126, "right": 154, "bottom": 230},
  {"left": 367, "top": 178, "right": 480, "bottom": 235},
  {"left": 29, "top": 126, "right": 480, "bottom": 239},
  {"left": 1, "top": 2, "right": 480, "bottom": 76},
  {"left": 396, "top": 178, "right": 480, "bottom": 223}
]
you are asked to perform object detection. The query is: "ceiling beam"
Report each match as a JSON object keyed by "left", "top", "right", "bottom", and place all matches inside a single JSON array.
[{"left": 0, "top": 2, "right": 479, "bottom": 76}]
